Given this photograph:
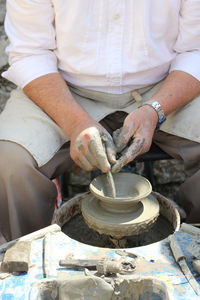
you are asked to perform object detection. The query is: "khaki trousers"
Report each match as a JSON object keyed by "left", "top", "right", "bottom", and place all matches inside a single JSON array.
[{"left": 0, "top": 111, "right": 199, "bottom": 241}]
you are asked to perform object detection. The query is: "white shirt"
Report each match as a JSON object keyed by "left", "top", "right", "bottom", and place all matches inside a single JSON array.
[{"left": 2, "top": 0, "right": 200, "bottom": 94}]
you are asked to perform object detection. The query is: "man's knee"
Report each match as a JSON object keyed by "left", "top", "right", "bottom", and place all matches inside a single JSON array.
[{"left": 0, "top": 141, "right": 37, "bottom": 177}]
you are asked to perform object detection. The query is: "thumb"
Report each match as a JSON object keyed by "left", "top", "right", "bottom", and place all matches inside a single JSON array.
[
  {"left": 101, "top": 134, "right": 116, "bottom": 165},
  {"left": 113, "top": 126, "right": 131, "bottom": 153}
]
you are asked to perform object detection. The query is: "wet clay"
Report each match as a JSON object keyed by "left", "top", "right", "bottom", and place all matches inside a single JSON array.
[
  {"left": 84, "top": 173, "right": 158, "bottom": 239},
  {"left": 106, "top": 171, "right": 116, "bottom": 198},
  {"left": 59, "top": 276, "right": 113, "bottom": 300},
  {"left": 89, "top": 173, "right": 152, "bottom": 205},
  {"left": 111, "top": 277, "right": 171, "bottom": 300},
  {"left": 81, "top": 194, "right": 159, "bottom": 238},
  {"left": 62, "top": 213, "right": 174, "bottom": 248},
  {"left": 31, "top": 276, "right": 171, "bottom": 300},
  {"left": 1, "top": 241, "right": 31, "bottom": 273}
]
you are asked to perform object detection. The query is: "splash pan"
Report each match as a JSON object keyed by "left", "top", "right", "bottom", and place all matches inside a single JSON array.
[{"left": 56, "top": 191, "right": 180, "bottom": 248}]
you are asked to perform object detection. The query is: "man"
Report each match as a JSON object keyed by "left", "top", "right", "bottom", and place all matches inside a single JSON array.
[{"left": 0, "top": 1, "right": 200, "bottom": 241}]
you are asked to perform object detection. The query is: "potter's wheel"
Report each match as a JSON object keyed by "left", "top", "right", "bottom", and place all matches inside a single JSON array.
[{"left": 81, "top": 173, "right": 160, "bottom": 239}]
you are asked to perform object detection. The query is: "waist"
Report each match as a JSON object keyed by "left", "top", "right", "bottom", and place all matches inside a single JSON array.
[{"left": 67, "top": 81, "right": 157, "bottom": 109}]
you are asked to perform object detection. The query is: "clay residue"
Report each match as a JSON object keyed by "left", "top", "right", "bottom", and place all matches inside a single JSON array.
[
  {"left": 111, "top": 277, "right": 170, "bottom": 300},
  {"left": 106, "top": 171, "right": 116, "bottom": 198},
  {"left": 31, "top": 276, "right": 171, "bottom": 300},
  {"left": 62, "top": 214, "right": 174, "bottom": 249},
  {"left": 59, "top": 275, "right": 113, "bottom": 300}
]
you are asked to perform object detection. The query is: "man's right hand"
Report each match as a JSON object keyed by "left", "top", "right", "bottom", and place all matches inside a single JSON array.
[
  {"left": 23, "top": 73, "right": 116, "bottom": 173},
  {"left": 69, "top": 121, "right": 116, "bottom": 173}
]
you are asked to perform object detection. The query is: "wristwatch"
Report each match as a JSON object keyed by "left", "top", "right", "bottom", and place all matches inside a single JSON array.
[{"left": 141, "top": 100, "right": 167, "bottom": 130}]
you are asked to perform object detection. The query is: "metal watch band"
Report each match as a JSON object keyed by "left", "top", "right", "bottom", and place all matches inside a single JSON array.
[{"left": 140, "top": 100, "right": 167, "bottom": 130}]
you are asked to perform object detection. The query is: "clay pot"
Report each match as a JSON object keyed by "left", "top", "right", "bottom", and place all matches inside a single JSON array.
[{"left": 89, "top": 172, "right": 152, "bottom": 213}]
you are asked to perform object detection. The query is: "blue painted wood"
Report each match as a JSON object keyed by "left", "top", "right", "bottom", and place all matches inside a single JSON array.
[{"left": 0, "top": 231, "right": 200, "bottom": 299}]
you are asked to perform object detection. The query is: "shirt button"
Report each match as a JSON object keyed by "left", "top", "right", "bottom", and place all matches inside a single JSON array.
[{"left": 114, "top": 14, "right": 120, "bottom": 20}]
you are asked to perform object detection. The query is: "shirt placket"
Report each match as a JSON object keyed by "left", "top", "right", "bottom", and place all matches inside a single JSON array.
[{"left": 106, "top": 1, "right": 125, "bottom": 93}]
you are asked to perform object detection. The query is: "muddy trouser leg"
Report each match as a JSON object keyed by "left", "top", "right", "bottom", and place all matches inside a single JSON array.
[
  {"left": 0, "top": 140, "right": 73, "bottom": 241},
  {"left": 153, "top": 131, "right": 200, "bottom": 223}
]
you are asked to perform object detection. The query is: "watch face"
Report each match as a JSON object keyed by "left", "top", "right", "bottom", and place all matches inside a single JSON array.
[
  {"left": 140, "top": 100, "right": 166, "bottom": 129},
  {"left": 151, "top": 101, "right": 165, "bottom": 119}
]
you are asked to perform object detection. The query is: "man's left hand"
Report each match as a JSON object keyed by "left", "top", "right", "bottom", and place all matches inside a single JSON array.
[{"left": 112, "top": 105, "right": 158, "bottom": 173}]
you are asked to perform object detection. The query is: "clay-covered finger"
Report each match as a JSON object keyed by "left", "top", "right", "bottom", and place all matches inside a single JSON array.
[
  {"left": 111, "top": 150, "right": 132, "bottom": 173},
  {"left": 114, "top": 126, "right": 131, "bottom": 153},
  {"left": 112, "top": 138, "right": 145, "bottom": 173},
  {"left": 126, "top": 137, "right": 145, "bottom": 159},
  {"left": 111, "top": 158, "right": 124, "bottom": 173},
  {"left": 84, "top": 149, "right": 102, "bottom": 169},
  {"left": 89, "top": 136, "right": 110, "bottom": 172},
  {"left": 74, "top": 155, "right": 94, "bottom": 171},
  {"left": 101, "top": 134, "right": 116, "bottom": 164},
  {"left": 76, "top": 137, "right": 99, "bottom": 169},
  {"left": 113, "top": 128, "right": 121, "bottom": 142}
]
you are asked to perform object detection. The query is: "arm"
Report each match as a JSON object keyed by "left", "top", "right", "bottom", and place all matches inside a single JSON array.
[
  {"left": 151, "top": 70, "right": 200, "bottom": 116},
  {"left": 112, "top": 0, "right": 200, "bottom": 173},
  {"left": 112, "top": 70, "right": 200, "bottom": 173},
  {"left": 23, "top": 73, "right": 116, "bottom": 172},
  {"left": 3, "top": 0, "right": 115, "bottom": 172}
]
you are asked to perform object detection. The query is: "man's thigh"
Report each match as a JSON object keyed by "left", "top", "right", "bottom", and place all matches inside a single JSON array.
[{"left": 0, "top": 88, "right": 68, "bottom": 168}]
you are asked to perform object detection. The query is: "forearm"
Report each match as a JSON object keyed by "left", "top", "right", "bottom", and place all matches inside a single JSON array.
[
  {"left": 23, "top": 73, "right": 93, "bottom": 139},
  {"left": 150, "top": 70, "right": 200, "bottom": 117},
  {"left": 23, "top": 72, "right": 115, "bottom": 172},
  {"left": 112, "top": 71, "right": 200, "bottom": 172}
]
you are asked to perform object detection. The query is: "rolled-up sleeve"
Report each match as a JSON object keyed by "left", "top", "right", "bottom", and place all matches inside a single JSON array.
[
  {"left": 170, "top": 0, "right": 200, "bottom": 80},
  {"left": 2, "top": 0, "right": 58, "bottom": 88}
]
